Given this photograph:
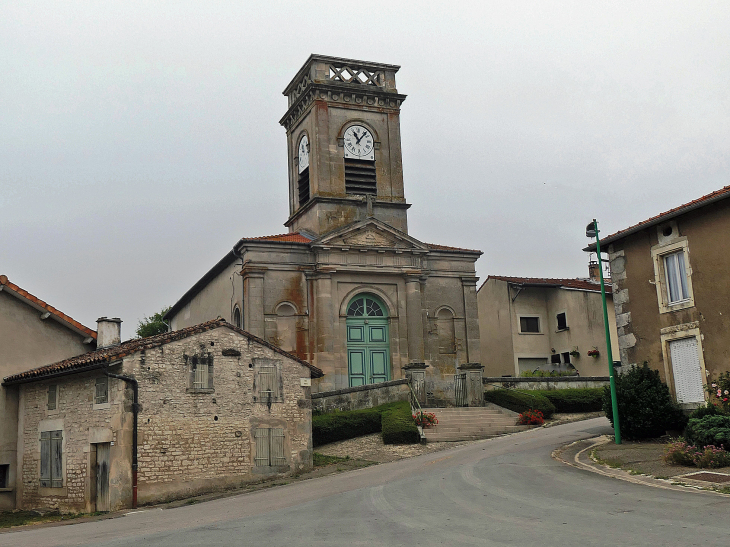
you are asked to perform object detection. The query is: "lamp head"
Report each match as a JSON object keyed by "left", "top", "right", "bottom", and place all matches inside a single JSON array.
[{"left": 586, "top": 221, "right": 598, "bottom": 238}]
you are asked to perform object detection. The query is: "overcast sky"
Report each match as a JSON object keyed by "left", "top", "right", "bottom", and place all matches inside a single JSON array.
[{"left": 2, "top": 1, "right": 729, "bottom": 339}]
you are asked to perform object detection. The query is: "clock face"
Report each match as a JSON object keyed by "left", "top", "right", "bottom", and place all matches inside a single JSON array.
[
  {"left": 298, "top": 134, "right": 309, "bottom": 174},
  {"left": 343, "top": 125, "right": 375, "bottom": 160}
]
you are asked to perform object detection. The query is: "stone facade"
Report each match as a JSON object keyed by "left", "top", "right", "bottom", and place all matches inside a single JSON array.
[
  {"left": 311, "top": 379, "right": 410, "bottom": 413},
  {"left": 10, "top": 321, "right": 320, "bottom": 512},
  {"left": 0, "top": 275, "right": 96, "bottom": 510},
  {"left": 483, "top": 376, "right": 610, "bottom": 391},
  {"left": 166, "top": 56, "right": 482, "bottom": 404},
  {"left": 590, "top": 188, "right": 730, "bottom": 407}
]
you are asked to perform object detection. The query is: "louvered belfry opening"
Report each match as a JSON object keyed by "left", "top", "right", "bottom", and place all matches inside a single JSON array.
[
  {"left": 298, "top": 167, "right": 310, "bottom": 205},
  {"left": 345, "top": 158, "right": 377, "bottom": 195}
]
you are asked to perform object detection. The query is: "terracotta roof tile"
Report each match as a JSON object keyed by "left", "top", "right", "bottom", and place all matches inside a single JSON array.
[
  {"left": 587, "top": 184, "right": 730, "bottom": 249},
  {"left": 485, "top": 275, "right": 612, "bottom": 294},
  {"left": 239, "top": 232, "right": 313, "bottom": 244},
  {"left": 3, "top": 318, "right": 322, "bottom": 385},
  {"left": 0, "top": 275, "right": 97, "bottom": 339}
]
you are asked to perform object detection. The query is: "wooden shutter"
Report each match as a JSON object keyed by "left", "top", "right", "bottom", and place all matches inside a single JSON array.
[
  {"left": 270, "top": 428, "right": 286, "bottom": 466},
  {"left": 254, "top": 428, "right": 270, "bottom": 467},
  {"left": 258, "top": 366, "right": 276, "bottom": 399},
  {"left": 40, "top": 431, "right": 51, "bottom": 487},
  {"left": 51, "top": 431, "right": 63, "bottom": 487},
  {"left": 47, "top": 385, "right": 57, "bottom": 410},
  {"left": 95, "top": 377, "right": 108, "bottom": 404},
  {"left": 188, "top": 356, "right": 196, "bottom": 389},
  {"left": 207, "top": 355, "right": 214, "bottom": 390}
]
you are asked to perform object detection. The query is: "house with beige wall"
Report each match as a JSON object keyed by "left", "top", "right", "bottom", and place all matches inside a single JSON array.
[
  {"left": 0, "top": 275, "right": 96, "bottom": 510},
  {"left": 478, "top": 275, "right": 619, "bottom": 378},
  {"left": 585, "top": 185, "right": 730, "bottom": 408},
  {"left": 3, "top": 318, "right": 322, "bottom": 513}
]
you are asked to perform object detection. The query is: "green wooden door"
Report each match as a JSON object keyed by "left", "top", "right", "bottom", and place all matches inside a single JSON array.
[{"left": 346, "top": 296, "right": 390, "bottom": 387}]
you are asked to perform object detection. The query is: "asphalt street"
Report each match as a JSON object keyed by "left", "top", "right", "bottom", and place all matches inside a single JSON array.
[{"left": 3, "top": 418, "right": 729, "bottom": 547}]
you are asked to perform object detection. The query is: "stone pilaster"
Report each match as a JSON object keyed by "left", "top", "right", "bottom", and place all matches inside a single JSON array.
[
  {"left": 405, "top": 275, "right": 425, "bottom": 363},
  {"left": 461, "top": 276, "right": 481, "bottom": 364},
  {"left": 242, "top": 267, "right": 266, "bottom": 338}
]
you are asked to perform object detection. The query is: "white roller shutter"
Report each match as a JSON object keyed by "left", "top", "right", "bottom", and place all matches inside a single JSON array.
[{"left": 669, "top": 337, "right": 705, "bottom": 403}]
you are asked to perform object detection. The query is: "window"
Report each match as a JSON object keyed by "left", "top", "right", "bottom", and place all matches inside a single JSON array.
[
  {"left": 519, "top": 316, "right": 540, "bottom": 333},
  {"left": 664, "top": 251, "right": 690, "bottom": 304},
  {"left": 561, "top": 352, "right": 571, "bottom": 365},
  {"left": 47, "top": 385, "right": 57, "bottom": 410},
  {"left": 254, "top": 358, "right": 282, "bottom": 403},
  {"left": 254, "top": 427, "right": 286, "bottom": 467},
  {"left": 298, "top": 167, "right": 310, "bottom": 205},
  {"left": 0, "top": 464, "right": 8, "bottom": 488},
  {"left": 345, "top": 159, "right": 377, "bottom": 195},
  {"left": 556, "top": 313, "right": 568, "bottom": 331},
  {"left": 233, "top": 306, "right": 242, "bottom": 329},
  {"left": 550, "top": 354, "right": 561, "bottom": 365},
  {"left": 95, "top": 377, "right": 108, "bottom": 405},
  {"left": 40, "top": 430, "right": 62, "bottom": 488},
  {"left": 188, "top": 354, "right": 214, "bottom": 391}
]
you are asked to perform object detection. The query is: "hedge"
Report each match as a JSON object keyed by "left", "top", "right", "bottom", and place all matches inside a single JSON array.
[
  {"left": 381, "top": 401, "right": 421, "bottom": 444},
  {"left": 484, "top": 389, "right": 555, "bottom": 418},
  {"left": 531, "top": 388, "right": 604, "bottom": 413},
  {"left": 312, "top": 401, "right": 410, "bottom": 446},
  {"left": 684, "top": 414, "right": 730, "bottom": 450}
]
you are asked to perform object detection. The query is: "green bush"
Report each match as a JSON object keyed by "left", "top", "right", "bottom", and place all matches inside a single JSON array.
[
  {"left": 381, "top": 401, "right": 420, "bottom": 444},
  {"left": 688, "top": 404, "right": 726, "bottom": 420},
  {"left": 484, "top": 389, "right": 555, "bottom": 418},
  {"left": 602, "top": 363, "right": 687, "bottom": 440},
  {"left": 532, "top": 388, "right": 604, "bottom": 413},
  {"left": 312, "top": 401, "right": 408, "bottom": 446},
  {"left": 684, "top": 414, "right": 730, "bottom": 450}
]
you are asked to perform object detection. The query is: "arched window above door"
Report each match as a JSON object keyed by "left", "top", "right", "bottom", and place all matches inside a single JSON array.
[{"left": 347, "top": 296, "right": 385, "bottom": 318}]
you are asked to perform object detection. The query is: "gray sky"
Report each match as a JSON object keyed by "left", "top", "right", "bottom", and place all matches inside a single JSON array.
[{"left": 2, "top": 1, "right": 729, "bottom": 339}]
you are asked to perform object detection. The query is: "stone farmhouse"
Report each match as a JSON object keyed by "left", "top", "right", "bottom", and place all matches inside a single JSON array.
[
  {"left": 3, "top": 318, "right": 322, "bottom": 513},
  {"left": 0, "top": 275, "right": 97, "bottom": 511},
  {"left": 585, "top": 184, "right": 730, "bottom": 408},
  {"left": 165, "top": 55, "right": 483, "bottom": 404}
]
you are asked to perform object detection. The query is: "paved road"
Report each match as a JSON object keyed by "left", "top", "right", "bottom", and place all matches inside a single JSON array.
[{"left": 3, "top": 418, "right": 729, "bottom": 546}]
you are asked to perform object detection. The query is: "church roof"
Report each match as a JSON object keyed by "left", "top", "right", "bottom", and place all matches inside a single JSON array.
[
  {"left": 238, "top": 232, "right": 313, "bottom": 244},
  {"left": 482, "top": 275, "right": 612, "bottom": 294},
  {"left": 3, "top": 318, "right": 323, "bottom": 385},
  {"left": 0, "top": 275, "right": 97, "bottom": 340}
]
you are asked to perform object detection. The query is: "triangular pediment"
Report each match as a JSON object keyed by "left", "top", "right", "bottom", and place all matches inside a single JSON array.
[{"left": 312, "top": 219, "right": 429, "bottom": 251}]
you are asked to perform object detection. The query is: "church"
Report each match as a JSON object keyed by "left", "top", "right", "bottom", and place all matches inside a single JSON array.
[{"left": 165, "top": 55, "right": 482, "bottom": 402}]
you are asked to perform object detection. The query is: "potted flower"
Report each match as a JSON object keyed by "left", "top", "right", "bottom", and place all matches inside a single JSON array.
[
  {"left": 413, "top": 411, "right": 438, "bottom": 428},
  {"left": 587, "top": 348, "right": 600, "bottom": 358}
]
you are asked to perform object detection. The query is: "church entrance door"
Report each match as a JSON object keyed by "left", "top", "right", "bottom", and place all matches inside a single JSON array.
[{"left": 346, "top": 295, "right": 390, "bottom": 387}]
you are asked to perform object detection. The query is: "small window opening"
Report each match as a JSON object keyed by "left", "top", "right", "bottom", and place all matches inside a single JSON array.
[
  {"left": 95, "top": 377, "right": 108, "bottom": 405},
  {"left": 519, "top": 316, "right": 540, "bottom": 333},
  {"left": 298, "top": 167, "right": 310, "bottom": 205},
  {"left": 47, "top": 385, "right": 57, "bottom": 410},
  {"left": 0, "top": 464, "right": 8, "bottom": 488},
  {"left": 345, "top": 158, "right": 377, "bottom": 195},
  {"left": 550, "top": 354, "right": 561, "bottom": 365},
  {"left": 561, "top": 352, "right": 571, "bottom": 365},
  {"left": 662, "top": 226, "right": 673, "bottom": 237},
  {"left": 556, "top": 313, "right": 568, "bottom": 331},
  {"left": 233, "top": 307, "right": 242, "bottom": 329}
]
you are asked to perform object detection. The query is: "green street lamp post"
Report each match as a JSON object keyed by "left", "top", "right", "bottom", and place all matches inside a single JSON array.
[{"left": 586, "top": 219, "right": 622, "bottom": 445}]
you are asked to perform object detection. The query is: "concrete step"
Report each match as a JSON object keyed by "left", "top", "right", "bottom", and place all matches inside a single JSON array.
[{"left": 418, "top": 405, "right": 534, "bottom": 442}]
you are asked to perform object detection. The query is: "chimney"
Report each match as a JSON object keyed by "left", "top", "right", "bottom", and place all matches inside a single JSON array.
[
  {"left": 588, "top": 260, "right": 600, "bottom": 282},
  {"left": 96, "top": 317, "right": 122, "bottom": 348}
]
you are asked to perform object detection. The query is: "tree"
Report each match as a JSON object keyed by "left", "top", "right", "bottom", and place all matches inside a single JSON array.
[{"left": 136, "top": 306, "right": 172, "bottom": 338}]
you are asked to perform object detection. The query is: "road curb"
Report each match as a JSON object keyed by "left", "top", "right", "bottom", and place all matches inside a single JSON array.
[{"left": 552, "top": 436, "right": 730, "bottom": 497}]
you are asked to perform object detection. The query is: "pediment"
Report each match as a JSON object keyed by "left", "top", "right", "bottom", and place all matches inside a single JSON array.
[{"left": 313, "top": 219, "right": 428, "bottom": 251}]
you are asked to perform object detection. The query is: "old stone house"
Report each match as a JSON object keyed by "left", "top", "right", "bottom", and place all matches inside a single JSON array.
[
  {"left": 165, "top": 55, "right": 482, "bottom": 404},
  {"left": 584, "top": 185, "right": 730, "bottom": 408},
  {"left": 3, "top": 318, "right": 322, "bottom": 513},
  {"left": 0, "top": 275, "right": 97, "bottom": 510},
  {"left": 477, "top": 274, "right": 619, "bottom": 377}
]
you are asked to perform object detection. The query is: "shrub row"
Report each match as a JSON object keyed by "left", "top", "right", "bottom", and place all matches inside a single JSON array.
[
  {"left": 484, "top": 389, "right": 555, "bottom": 418},
  {"left": 532, "top": 388, "right": 604, "bottom": 413},
  {"left": 381, "top": 401, "right": 421, "bottom": 444},
  {"left": 312, "top": 401, "right": 417, "bottom": 446}
]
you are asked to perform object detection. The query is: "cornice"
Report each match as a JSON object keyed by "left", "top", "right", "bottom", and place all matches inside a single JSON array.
[{"left": 285, "top": 196, "right": 410, "bottom": 228}]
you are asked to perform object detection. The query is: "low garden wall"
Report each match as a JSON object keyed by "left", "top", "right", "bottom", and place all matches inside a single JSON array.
[
  {"left": 483, "top": 376, "right": 610, "bottom": 391},
  {"left": 311, "top": 379, "right": 411, "bottom": 413}
]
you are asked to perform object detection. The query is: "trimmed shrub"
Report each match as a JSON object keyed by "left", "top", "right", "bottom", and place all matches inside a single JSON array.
[
  {"left": 381, "top": 401, "right": 421, "bottom": 444},
  {"left": 312, "top": 401, "right": 406, "bottom": 446},
  {"left": 484, "top": 389, "right": 555, "bottom": 418},
  {"left": 684, "top": 414, "right": 730, "bottom": 451},
  {"left": 602, "top": 363, "right": 687, "bottom": 440},
  {"left": 532, "top": 388, "right": 604, "bottom": 413},
  {"left": 688, "top": 404, "right": 726, "bottom": 420}
]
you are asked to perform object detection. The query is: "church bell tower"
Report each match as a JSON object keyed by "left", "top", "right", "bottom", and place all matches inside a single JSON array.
[{"left": 280, "top": 55, "right": 410, "bottom": 237}]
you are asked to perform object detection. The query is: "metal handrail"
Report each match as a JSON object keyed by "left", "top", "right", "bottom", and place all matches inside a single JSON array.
[{"left": 406, "top": 379, "right": 424, "bottom": 416}]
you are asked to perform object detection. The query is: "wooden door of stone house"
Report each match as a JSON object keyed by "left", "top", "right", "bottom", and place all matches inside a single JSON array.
[
  {"left": 94, "top": 443, "right": 110, "bottom": 512},
  {"left": 346, "top": 295, "right": 390, "bottom": 387}
]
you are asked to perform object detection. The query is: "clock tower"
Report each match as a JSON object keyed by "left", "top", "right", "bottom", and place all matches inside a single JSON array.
[{"left": 280, "top": 55, "right": 410, "bottom": 237}]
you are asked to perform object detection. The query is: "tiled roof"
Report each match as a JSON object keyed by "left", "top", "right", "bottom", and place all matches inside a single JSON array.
[
  {"left": 425, "top": 242, "right": 482, "bottom": 254},
  {"left": 485, "top": 275, "right": 612, "bottom": 294},
  {"left": 3, "top": 318, "right": 322, "bottom": 385},
  {"left": 586, "top": 184, "right": 730, "bottom": 250},
  {"left": 0, "top": 275, "right": 97, "bottom": 339},
  {"left": 238, "top": 232, "right": 313, "bottom": 244}
]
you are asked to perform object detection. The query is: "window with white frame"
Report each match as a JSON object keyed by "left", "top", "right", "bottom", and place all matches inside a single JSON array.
[
  {"left": 664, "top": 251, "right": 690, "bottom": 304},
  {"left": 40, "top": 430, "right": 63, "bottom": 488},
  {"left": 254, "top": 427, "right": 286, "bottom": 467}
]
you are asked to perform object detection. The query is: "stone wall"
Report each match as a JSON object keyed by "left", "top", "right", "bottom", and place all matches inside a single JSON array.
[
  {"left": 483, "top": 376, "right": 610, "bottom": 391},
  {"left": 17, "top": 326, "right": 315, "bottom": 512},
  {"left": 311, "top": 379, "right": 410, "bottom": 413}
]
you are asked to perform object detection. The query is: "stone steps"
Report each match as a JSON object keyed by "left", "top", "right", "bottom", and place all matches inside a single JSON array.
[{"left": 419, "top": 407, "right": 533, "bottom": 442}]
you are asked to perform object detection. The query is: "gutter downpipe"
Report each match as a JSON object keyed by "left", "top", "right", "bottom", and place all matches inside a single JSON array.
[{"left": 105, "top": 371, "right": 139, "bottom": 508}]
